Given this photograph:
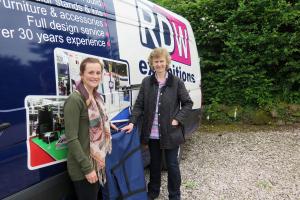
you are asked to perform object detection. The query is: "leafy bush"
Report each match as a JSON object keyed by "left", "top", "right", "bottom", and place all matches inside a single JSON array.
[{"left": 153, "top": 0, "right": 300, "bottom": 113}]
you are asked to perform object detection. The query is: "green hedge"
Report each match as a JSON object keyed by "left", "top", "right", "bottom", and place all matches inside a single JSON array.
[{"left": 153, "top": 0, "right": 300, "bottom": 111}]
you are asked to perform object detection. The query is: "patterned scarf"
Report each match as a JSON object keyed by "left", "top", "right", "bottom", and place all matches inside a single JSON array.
[{"left": 76, "top": 82, "right": 112, "bottom": 185}]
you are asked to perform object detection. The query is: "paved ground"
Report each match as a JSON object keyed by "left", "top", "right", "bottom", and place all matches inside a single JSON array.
[{"left": 145, "top": 125, "right": 300, "bottom": 200}]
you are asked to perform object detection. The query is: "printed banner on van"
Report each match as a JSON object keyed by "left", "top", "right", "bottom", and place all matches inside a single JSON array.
[{"left": 26, "top": 48, "right": 131, "bottom": 170}]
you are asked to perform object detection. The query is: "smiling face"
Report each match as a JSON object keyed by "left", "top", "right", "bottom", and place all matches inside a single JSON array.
[
  {"left": 80, "top": 62, "right": 102, "bottom": 92},
  {"left": 152, "top": 56, "right": 167, "bottom": 74},
  {"left": 148, "top": 47, "right": 171, "bottom": 73}
]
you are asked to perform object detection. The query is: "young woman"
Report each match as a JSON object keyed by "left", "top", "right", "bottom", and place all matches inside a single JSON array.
[
  {"left": 122, "top": 48, "right": 193, "bottom": 200},
  {"left": 64, "top": 57, "right": 112, "bottom": 200}
]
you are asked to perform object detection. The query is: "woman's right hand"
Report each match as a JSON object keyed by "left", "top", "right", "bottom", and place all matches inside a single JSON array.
[
  {"left": 121, "top": 123, "right": 134, "bottom": 133},
  {"left": 85, "top": 170, "right": 98, "bottom": 184}
]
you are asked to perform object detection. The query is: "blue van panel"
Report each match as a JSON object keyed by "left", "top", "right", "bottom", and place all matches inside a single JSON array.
[
  {"left": 0, "top": 142, "right": 39, "bottom": 199},
  {"left": 0, "top": 112, "right": 26, "bottom": 149},
  {"left": 0, "top": 0, "right": 120, "bottom": 198}
]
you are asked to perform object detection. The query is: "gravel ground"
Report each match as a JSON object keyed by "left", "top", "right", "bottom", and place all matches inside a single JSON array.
[{"left": 145, "top": 125, "right": 300, "bottom": 200}]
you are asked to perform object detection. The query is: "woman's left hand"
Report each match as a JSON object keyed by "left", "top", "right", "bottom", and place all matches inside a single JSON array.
[
  {"left": 121, "top": 123, "right": 134, "bottom": 133},
  {"left": 171, "top": 119, "right": 179, "bottom": 126}
]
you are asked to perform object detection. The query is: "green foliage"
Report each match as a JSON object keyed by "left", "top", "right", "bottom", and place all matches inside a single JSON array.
[
  {"left": 202, "top": 102, "right": 300, "bottom": 125},
  {"left": 250, "top": 110, "right": 272, "bottom": 125},
  {"left": 152, "top": 0, "right": 300, "bottom": 110},
  {"left": 270, "top": 102, "right": 300, "bottom": 123}
]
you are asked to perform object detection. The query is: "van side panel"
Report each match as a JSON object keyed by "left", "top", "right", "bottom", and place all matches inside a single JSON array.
[{"left": 0, "top": 0, "right": 119, "bottom": 198}]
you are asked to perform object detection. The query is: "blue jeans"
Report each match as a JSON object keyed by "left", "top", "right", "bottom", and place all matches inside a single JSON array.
[{"left": 148, "top": 139, "right": 181, "bottom": 200}]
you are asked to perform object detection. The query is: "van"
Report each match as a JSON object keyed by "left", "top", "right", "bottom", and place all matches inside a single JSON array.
[{"left": 0, "top": 0, "right": 201, "bottom": 199}]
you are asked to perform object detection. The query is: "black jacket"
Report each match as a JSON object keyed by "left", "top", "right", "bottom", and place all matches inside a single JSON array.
[{"left": 129, "top": 72, "right": 193, "bottom": 149}]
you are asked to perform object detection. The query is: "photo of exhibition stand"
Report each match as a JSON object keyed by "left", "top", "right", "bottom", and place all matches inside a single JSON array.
[{"left": 27, "top": 97, "right": 67, "bottom": 168}]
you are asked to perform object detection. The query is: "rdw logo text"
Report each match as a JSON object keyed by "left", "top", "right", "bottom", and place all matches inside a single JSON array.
[{"left": 137, "top": 1, "right": 191, "bottom": 65}]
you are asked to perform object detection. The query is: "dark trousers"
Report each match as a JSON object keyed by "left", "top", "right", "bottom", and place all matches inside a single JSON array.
[
  {"left": 73, "top": 179, "right": 101, "bottom": 200},
  {"left": 148, "top": 139, "right": 181, "bottom": 200}
]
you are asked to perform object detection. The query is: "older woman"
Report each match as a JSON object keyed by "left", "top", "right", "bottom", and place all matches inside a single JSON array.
[
  {"left": 64, "top": 57, "right": 112, "bottom": 200},
  {"left": 122, "top": 48, "right": 193, "bottom": 200}
]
